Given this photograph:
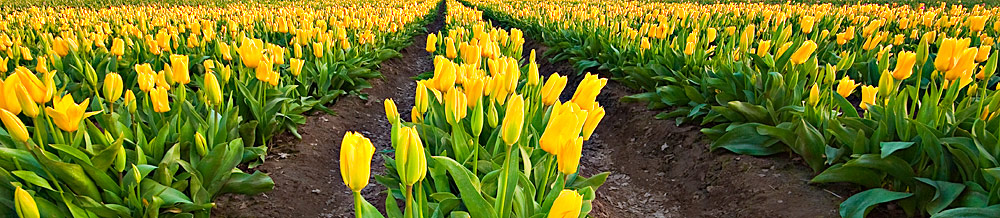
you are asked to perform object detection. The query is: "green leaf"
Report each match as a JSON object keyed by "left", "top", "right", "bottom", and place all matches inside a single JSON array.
[
  {"left": 220, "top": 171, "right": 274, "bottom": 195},
  {"left": 710, "top": 123, "right": 783, "bottom": 155},
  {"left": 12, "top": 170, "right": 54, "bottom": 191},
  {"left": 931, "top": 205, "right": 1000, "bottom": 218},
  {"left": 915, "top": 178, "right": 966, "bottom": 215},
  {"left": 810, "top": 164, "right": 882, "bottom": 188},
  {"left": 569, "top": 172, "right": 609, "bottom": 191},
  {"left": 839, "top": 188, "right": 912, "bottom": 218},
  {"left": 432, "top": 156, "right": 497, "bottom": 218},
  {"left": 879, "top": 142, "right": 915, "bottom": 158}
]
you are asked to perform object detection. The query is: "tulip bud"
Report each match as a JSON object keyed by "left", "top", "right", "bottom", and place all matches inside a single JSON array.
[
  {"left": 445, "top": 37, "right": 457, "bottom": 59},
  {"left": 289, "top": 58, "right": 304, "bottom": 76},
  {"left": 547, "top": 190, "right": 582, "bottom": 218},
  {"left": 115, "top": 143, "right": 126, "bottom": 172},
  {"left": 860, "top": 85, "right": 878, "bottom": 110},
  {"left": 0, "top": 108, "right": 28, "bottom": 142},
  {"left": 501, "top": 94, "right": 525, "bottom": 146},
  {"left": 570, "top": 73, "right": 607, "bottom": 111},
  {"left": 341, "top": 131, "right": 375, "bottom": 192},
  {"left": 111, "top": 38, "right": 125, "bottom": 56},
  {"left": 976, "top": 45, "right": 991, "bottom": 63},
  {"left": 195, "top": 132, "right": 208, "bottom": 157},
  {"left": 893, "top": 51, "right": 917, "bottom": 80},
  {"left": 124, "top": 90, "right": 136, "bottom": 114},
  {"left": 426, "top": 33, "right": 437, "bottom": 53},
  {"left": 384, "top": 99, "right": 399, "bottom": 124},
  {"left": 470, "top": 102, "right": 484, "bottom": 137},
  {"left": 528, "top": 50, "right": 539, "bottom": 86},
  {"left": 104, "top": 72, "right": 124, "bottom": 103},
  {"left": 444, "top": 87, "right": 467, "bottom": 125},
  {"left": 14, "top": 83, "right": 38, "bottom": 118},
  {"left": 800, "top": 16, "right": 815, "bottom": 34},
  {"left": 487, "top": 100, "right": 498, "bottom": 128},
  {"left": 756, "top": 40, "right": 771, "bottom": 57},
  {"left": 170, "top": 55, "right": 190, "bottom": 85},
  {"left": 809, "top": 83, "right": 820, "bottom": 106},
  {"left": 684, "top": 41, "right": 695, "bottom": 55},
  {"left": 541, "top": 73, "right": 568, "bottom": 106},
  {"left": 790, "top": 40, "right": 818, "bottom": 65},
  {"left": 395, "top": 127, "right": 426, "bottom": 186},
  {"left": 204, "top": 72, "right": 223, "bottom": 105},
  {"left": 557, "top": 136, "right": 583, "bottom": 175},
  {"left": 582, "top": 103, "right": 605, "bottom": 140},
  {"left": 14, "top": 186, "right": 39, "bottom": 218}
]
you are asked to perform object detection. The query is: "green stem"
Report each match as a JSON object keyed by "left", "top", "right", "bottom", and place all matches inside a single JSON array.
[
  {"left": 405, "top": 185, "right": 414, "bottom": 218},
  {"left": 353, "top": 191, "right": 363, "bottom": 218}
]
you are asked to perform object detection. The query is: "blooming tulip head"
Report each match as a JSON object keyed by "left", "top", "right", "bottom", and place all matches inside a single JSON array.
[
  {"left": 546, "top": 190, "right": 583, "bottom": 218},
  {"left": 45, "top": 94, "right": 101, "bottom": 132},
  {"left": 541, "top": 73, "right": 568, "bottom": 106},
  {"left": 860, "top": 85, "right": 878, "bottom": 110},
  {"left": 238, "top": 37, "right": 263, "bottom": 68},
  {"left": 892, "top": 51, "right": 917, "bottom": 80},
  {"left": 790, "top": 40, "right": 817, "bottom": 65},
  {"left": 570, "top": 73, "right": 607, "bottom": 111},
  {"left": 340, "top": 131, "right": 375, "bottom": 192},
  {"left": 836, "top": 76, "right": 860, "bottom": 98},
  {"left": 289, "top": 58, "right": 305, "bottom": 76}
]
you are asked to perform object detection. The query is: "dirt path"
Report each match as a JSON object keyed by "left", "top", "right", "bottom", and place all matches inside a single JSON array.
[{"left": 211, "top": 4, "right": 445, "bottom": 218}]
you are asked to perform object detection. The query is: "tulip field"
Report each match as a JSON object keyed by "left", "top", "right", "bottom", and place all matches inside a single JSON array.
[{"left": 2, "top": 0, "right": 1000, "bottom": 217}]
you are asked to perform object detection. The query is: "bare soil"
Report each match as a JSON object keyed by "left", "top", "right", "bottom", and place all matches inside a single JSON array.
[{"left": 211, "top": 4, "right": 901, "bottom": 218}]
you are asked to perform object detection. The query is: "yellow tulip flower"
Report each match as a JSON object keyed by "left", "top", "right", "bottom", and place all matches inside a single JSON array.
[
  {"left": 170, "top": 54, "right": 190, "bottom": 85},
  {"left": 969, "top": 16, "right": 987, "bottom": 32},
  {"left": 935, "top": 38, "right": 958, "bottom": 72},
  {"left": 124, "top": 90, "right": 136, "bottom": 114},
  {"left": 312, "top": 42, "right": 325, "bottom": 58},
  {"left": 541, "top": 73, "right": 568, "bottom": 106},
  {"left": 46, "top": 94, "right": 101, "bottom": 132},
  {"left": 756, "top": 40, "right": 771, "bottom": 57},
  {"left": 800, "top": 16, "right": 815, "bottom": 34},
  {"left": 860, "top": 85, "right": 878, "bottom": 110},
  {"left": 426, "top": 33, "right": 437, "bottom": 53},
  {"left": 395, "top": 127, "right": 426, "bottom": 186},
  {"left": 384, "top": 98, "right": 399, "bottom": 124},
  {"left": 777, "top": 42, "right": 793, "bottom": 57},
  {"left": 2, "top": 76, "right": 22, "bottom": 115},
  {"left": 415, "top": 81, "right": 429, "bottom": 113},
  {"left": 706, "top": 28, "right": 717, "bottom": 43},
  {"left": 640, "top": 37, "right": 651, "bottom": 50},
  {"left": 945, "top": 48, "right": 978, "bottom": 81},
  {"left": 976, "top": 45, "right": 991, "bottom": 63},
  {"left": 0, "top": 109, "right": 28, "bottom": 142},
  {"left": 570, "top": 73, "right": 607, "bottom": 111},
  {"left": 238, "top": 37, "right": 263, "bottom": 68},
  {"left": 546, "top": 190, "right": 582, "bottom": 218},
  {"left": 557, "top": 136, "right": 583, "bottom": 175},
  {"left": 204, "top": 72, "right": 223, "bottom": 106},
  {"left": 14, "top": 186, "right": 38, "bottom": 218},
  {"left": 790, "top": 40, "right": 817, "bottom": 65},
  {"left": 540, "top": 102, "right": 581, "bottom": 155},
  {"left": 808, "top": 83, "right": 820, "bottom": 106},
  {"left": 465, "top": 77, "right": 485, "bottom": 107},
  {"left": 501, "top": 94, "right": 524, "bottom": 146},
  {"left": 684, "top": 41, "right": 695, "bottom": 55},
  {"left": 150, "top": 86, "right": 171, "bottom": 113},
  {"left": 340, "top": 131, "right": 376, "bottom": 192},
  {"left": 135, "top": 64, "right": 156, "bottom": 92},
  {"left": 445, "top": 37, "right": 457, "bottom": 59},
  {"left": 893, "top": 51, "right": 917, "bottom": 80},
  {"left": 289, "top": 58, "right": 304, "bottom": 76},
  {"left": 445, "top": 87, "right": 468, "bottom": 125},
  {"left": 836, "top": 76, "right": 860, "bottom": 98},
  {"left": 14, "top": 82, "right": 38, "bottom": 118},
  {"left": 104, "top": 72, "right": 123, "bottom": 103},
  {"left": 111, "top": 38, "right": 125, "bottom": 56},
  {"left": 582, "top": 103, "right": 604, "bottom": 141},
  {"left": 0, "top": 57, "right": 7, "bottom": 73},
  {"left": 256, "top": 55, "right": 274, "bottom": 84}
]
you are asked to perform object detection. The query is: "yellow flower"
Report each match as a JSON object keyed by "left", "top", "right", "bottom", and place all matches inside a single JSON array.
[
  {"left": 465, "top": 77, "right": 485, "bottom": 107},
  {"left": 13, "top": 81, "right": 38, "bottom": 118},
  {"left": 220, "top": 42, "right": 233, "bottom": 61},
  {"left": 434, "top": 56, "right": 457, "bottom": 91},
  {"left": 156, "top": 30, "right": 170, "bottom": 51},
  {"left": 800, "top": 16, "right": 815, "bottom": 34},
  {"left": 790, "top": 40, "right": 817, "bottom": 65},
  {"left": 706, "top": 28, "right": 717, "bottom": 43},
  {"left": 14, "top": 186, "right": 38, "bottom": 218},
  {"left": 170, "top": 54, "right": 190, "bottom": 85},
  {"left": 893, "top": 34, "right": 905, "bottom": 45},
  {"left": 384, "top": 98, "right": 399, "bottom": 124},
  {"left": 395, "top": 127, "right": 426, "bottom": 186},
  {"left": 0, "top": 57, "right": 7, "bottom": 73},
  {"left": 756, "top": 40, "right": 771, "bottom": 57},
  {"left": 238, "top": 37, "right": 263, "bottom": 68},
  {"left": 111, "top": 38, "right": 125, "bottom": 56},
  {"left": 836, "top": 76, "right": 860, "bottom": 98},
  {"left": 501, "top": 94, "right": 524, "bottom": 146},
  {"left": 46, "top": 94, "right": 101, "bottom": 132},
  {"left": 204, "top": 72, "right": 222, "bottom": 106},
  {"left": 969, "top": 16, "right": 987, "bottom": 32},
  {"left": 976, "top": 45, "right": 991, "bottom": 63},
  {"left": 935, "top": 38, "right": 958, "bottom": 72},
  {"left": 52, "top": 37, "right": 70, "bottom": 56},
  {"left": 640, "top": 37, "right": 651, "bottom": 50},
  {"left": 836, "top": 33, "right": 848, "bottom": 45},
  {"left": 893, "top": 51, "right": 917, "bottom": 80},
  {"left": 1, "top": 76, "right": 21, "bottom": 115},
  {"left": 777, "top": 42, "right": 793, "bottom": 57},
  {"left": 445, "top": 87, "right": 468, "bottom": 125},
  {"left": 541, "top": 73, "right": 568, "bottom": 106},
  {"left": 558, "top": 136, "right": 583, "bottom": 175},
  {"left": 860, "top": 85, "right": 878, "bottom": 110},
  {"left": 269, "top": 45, "right": 285, "bottom": 65},
  {"left": 546, "top": 190, "right": 583, "bottom": 218},
  {"left": 313, "top": 42, "right": 324, "bottom": 58},
  {"left": 945, "top": 48, "right": 978, "bottom": 81},
  {"left": 684, "top": 41, "right": 695, "bottom": 55},
  {"left": 256, "top": 55, "right": 274, "bottom": 83},
  {"left": 341, "top": 131, "right": 376, "bottom": 192},
  {"left": 289, "top": 58, "right": 304, "bottom": 76},
  {"left": 445, "top": 37, "right": 457, "bottom": 59},
  {"left": 540, "top": 102, "right": 582, "bottom": 155},
  {"left": 582, "top": 103, "right": 604, "bottom": 141},
  {"left": 415, "top": 81, "right": 429, "bottom": 113},
  {"left": 570, "top": 73, "right": 607, "bottom": 111},
  {"left": 124, "top": 90, "right": 136, "bottom": 114},
  {"left": 0, "top": 109, "right": 28, "bottom": 142},
  {"left": 104, "top": 72, "right": 123, "bottom": 103},
  {"left": 135, "top": 64, "right": 156, "bottom": 92},
  {"left": 426, "top": 33, "right": 437, "bottom": 53},
  {"left": 808, "top": 83, "right": 820, "bottom": 106},
  {"left": 150, "top": 86, "right": 171, "bottom": 113}
]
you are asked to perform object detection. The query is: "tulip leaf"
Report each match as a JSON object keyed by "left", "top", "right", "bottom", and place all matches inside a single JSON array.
[
  {"left": 432, "top": 156, "right": 497, "bottom": 218},
  {"left": 569, "top": 172, "right": 609, "bottom": 191},
  {"left": 220, "top": 171, "right": 274, "bottom": 195},
  {"left": 11, "top": 170, "right": 54, "bottom": 191},
  {"left": 879, "top": 142, "right": 915, "bottom": 158},
  {"left": 839, "top": 188, "right": 912, "bottom": 218},
  {"left": 915, "top": 178, "right": 966, "bottom": 215},
  {"left": 930, "top": 205, "right": 1000, "bottom": 218},
  {"left": 833, "top": 93, "right": 859, "bottom": 118},
  {"left": 710, "top": 123, "right": 783, "bottom": 155},
  {"left": 48, "top": 143, "right": 93, "bottom": 166},
  {"left": 810, "top": 164, "right": 882, "bottom": 188}
]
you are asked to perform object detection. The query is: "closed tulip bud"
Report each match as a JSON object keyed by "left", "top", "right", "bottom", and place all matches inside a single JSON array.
[
  {"left": 104, "top": 72, "right": 123, "bottom": 103},
  {"left": 384, "top": 98, "right": 399, "bottom": 124},
  {"left": 487, "top": 100, "right": 498, "bottom": 128},
  {"left": 195, "top": 132, "right": 207, "bottom": 156},
  {"left": 415, "top": 81, "right": 429, "bottom": 113},
  {"left": 557, "top": 136, "right": 583, "bottom": 175},
  {"left": 540, "top": 102, "right": 581, "bottom": 155},
  {"left": 220, "top": 42, "right": 234, "bottom": 61},
  {"left": 255, "top": 55, "right": 274, "bottom": 84},
  {"left": 204, "top": 72, "right": 222, "bottom": 105},
  {"left": 52, "top": 37, "right": 69, "bottom": 56},
  {"left": 706, "top": 28, "right": 717, "bottom": 43},
  {"left": 547, "top": 190, "right": 582, "bottom": 218},
  {"left": 34, "top": 57, "right": 47, "bottom": 75},
  {"left": 411, "top": 106, "right": 423, "bottom": 123},
  {"left": 640, "top": 37, "right": 651, "bottom": 50},
  {"left": 14, "top": 82, "right": 38, "bottom": 118},
  {"left": 470, "top": 102, "right": 484, "bottom": 136},
  {"left": 0, "top": 109, "right": 28, "bottom": 142},
  {"left": 800, "top": 16, "right": 815, "bottom": 34},
  {"left": 777, "top": 42, "right": 793, "bottom": 57},
  {"left": 150, "top": 86, "right": 171, "bottom": 113},
  {"left": 582, "top": 103, "right": 604, "bottom": 140},
  {"left": 170, "top": 55, "right": 190, "bottom": 84},
  {"left": 935, "top": 38, "right": 958, "bottom": 72},
  {"left": 860, "top": 85, "right": 878, "bottom": 110},
  {"left": 790, "top": 40, "right": 817, "bottom": 65},
  {"left": 445, "top": 38, "right": 457, "bottom": 59},
  {"left": 892, "top": 51, "right": 917, "bottom": 80},
  {"left": 14, "top": 186, "right": 38, "bottom": 218},
  {"left": 528, "top": 51, "right": 539, "bottom": 85},
  {"left": 976, "top": 45, "right": 991, "bottom": 63},
  {"left": 444, "top": 87, "right": 467, "bottom": 125},
  {"left": 394, "top": 127, "right": 426, "bottom": 186},
  {"left": 756, "top": 40, "right": 771, "bottom": 57},
  {"left": 426, "top": 33, "right": 437, "bottom": 53},
  {"left": 289, "top": 58, "right": 305, "bottom": 76},
  {"left": 836, "top": 76, "right": 860, "bottom": 98},
  {"left": 821, "top": 30, "right": 830, "bottom": 40},
  {"left": 111, "top": 38, "right": 125, "bottom": 56},
  {"left": 541, "top": 73, "right": 568, "bottom": 105},
  {"left": 684, "top": 41, "right": 695, "bottom": 55},
  {"left": 341, "top": 131, "right": 376, "bottom": 192},
  {"left": 570, "top": 73, "right": 607, "bottom": 111},
  {"left": 808, "top": 83, "right": 820, "bottom": 106},
  {"left": 501, "top": 94, "right": 524, "bottom": 146},
  {"left": 124, "top": 90, "right": 136, "bottom": 114}
]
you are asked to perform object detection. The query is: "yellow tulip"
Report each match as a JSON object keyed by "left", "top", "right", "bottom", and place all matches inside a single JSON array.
[
  {"left": 836, "top": 76, "right": 860, "bottom": 98},
  {"left": 426, "top": 33, "right": 437, "bottom": 53},
  {"left": 528, "top": 50, "right": 539, "bottom": 85},
  {"left": 135, "top": 64, "right": 156, "bottom": 92},
  {"left": 800, "top": 16, "right": 815, "bottom": 34},
  {"left": 124, "top": 90, "right": 136, "bottom": 114},
  {"left": 434, "top": 57, "right": 456, "bottom": 91},
  {"left": 204, "top": 72, "right": 222, "bottom": 106},
  {"left": 546, "top": 190, "right": 582, "bottom": 218},
  {"left": 15, "top": 67, "right": 50, "bottom": 103},
  {"left": 501, "top": 94, "right": 524, "bottom": 146},
  {"left": 557, "top": 136, "right": 583, "bottom": 175},
  {"left": 155, "top": 30, "right": 170, "bottom": 51},
  {"left": 808, "top": 83, "right": 820, "bottom": 106},
  {"left": 893, "top": 34, "right": 905, "bottom": 45},
  {"left": 945, "top": 48, "right": 978, "bottom": 81},
  {"left": 111, "top": 38, "right": 125, "bottom": 56},
  {"left": 539, "top": 102, "right": 581, "bottom": 155},
  {"left": 0, "top": 109, "right": 28, "bottom": 142},
  {"left": 581, "top": 103, "right": 604, "bottom": 141},
  {"left": 220, "top": 42, "right": 234, "bottom": 61},
  {"left": 312, "top": 42, "right": 325, "bottom": 58},
  {"left": 52, "top": 37, "right": 70, "bottom": 56},
  {"left": 289, "top": 58, "right": 304, "bottom": 76},
  {"left": 684, "top": 41, "right": 695, "bottom": 55},
  {"left": 935, "top": 38, "right": 958, "bottom": 72},
  {"left": 570, "top": 73, "right": 607, "bottom": 111},
  {"left": 706, "top": 28, "right": 717, "bottom": 43},
  {"left": 415, "top": 81, "right": 429, "bottom": 113},
  {"left": 445, "top": 87, "right": 468, "bottom": 125},
  {"left": 836, "top": 33, "right": 848, "bottom": 45},
  {"left": 150, "top": 86, "right": 171, "bottom": 113},
  {"left": 790, "top": 40, "right": 817, "bottom": 65},
  {"left": 969, "top": 16, "right": 987, "bottom": 32},
  {"left": 384, "top": 98, "right": 399, "bottom": 124},
  {"left": 777, "top": 42, "right": 793, "bottom": 57},
  {"left": 14, "top": 186, "right": 38, "bottom": 218},
  {"left": 860, "top": 85, "right": 878, "bottom": 110},
  {"left": 976, "top": 45, "right": 991, "bottom": 63},
  {"left": 104, "top": 72, "right": 123, "bottom": 103},
  {"left": 2, "top": 76, "right": 22, "bottom": 115},
  {"left": 541, "top": 73, "right": 568, "bottom": 106},
  {"left": 640, "top": 37, "right": 651, "bottom": 50},
  {"left": 893, "top": 51, "right": 917, "bottom": 80},
  {"left": 170, "top": 54, "right": 190, "bottom": 85},
  {"left": 340, "top": 131, "right": 376, "bottom": 192},
  {"left": 0, "top": 57, "right": 7, "bottom": 73},
  {"left": 465, "top": 77, "right": 485, "bottom": 107},
  {"left": 14, "top": 82, "right": 38, "bottom": 118},
  {"left": 269, "top": 45, "right": 285, "bottom": 65},
  {"left": 256, "top": 55, "right": 274, "bottom": 83},
  {"left": 756, "top": 40, "right": 771, "bottom": 57},
  {"left": 238, "top": 37, "right": 263, "bottom": 68},
  {"left": 445, "top": 38, "right": 457, "bottom": 59},
  {"left": 46, "top": 94, "right": 101, "bottom": 132},
  {"left": 395, "top": 127, "right": 426, "bottom": 186}
]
